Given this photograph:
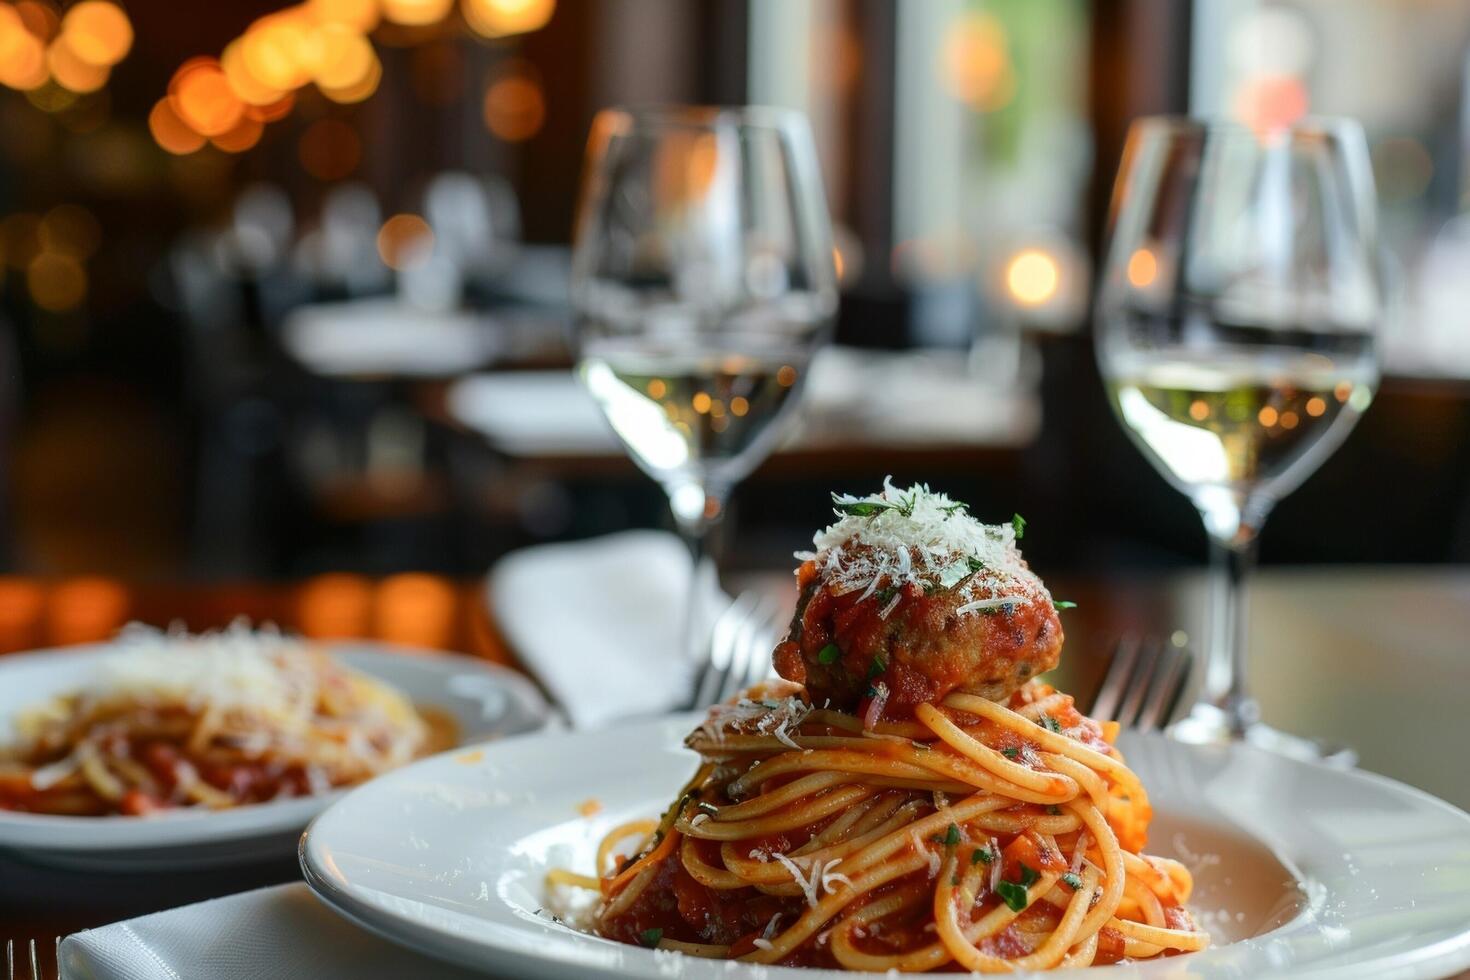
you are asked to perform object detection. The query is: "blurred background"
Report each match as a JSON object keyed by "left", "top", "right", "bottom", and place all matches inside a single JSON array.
[{"left": 0, "top": 0, "right": 1466, "bottom": 641}]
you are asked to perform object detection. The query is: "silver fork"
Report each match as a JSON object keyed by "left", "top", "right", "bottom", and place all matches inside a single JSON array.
[
  {"left": 1089, "top": 634, "right": 1193, "bottom": 731},
  {"left": 4, "top": 938, "right": 56, "bottom": 980},
  {"left": 686, "top": 591, "right": 785, "bottom": 709}
]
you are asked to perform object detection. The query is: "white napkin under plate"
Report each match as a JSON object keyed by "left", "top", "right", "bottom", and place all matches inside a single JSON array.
[
  {"left": 488, "top": 529, "right": 728, "bottom": 729},
  {"left": 61, "top": 883, "right": 483, "bottom": 980}
]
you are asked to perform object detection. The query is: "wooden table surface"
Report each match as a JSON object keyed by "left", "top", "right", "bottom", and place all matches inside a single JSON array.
[{"left": 3, "top": 567, "right": 1468, "bottom": 977}]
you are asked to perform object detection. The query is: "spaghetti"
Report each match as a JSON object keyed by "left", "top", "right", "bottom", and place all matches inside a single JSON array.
[
  {"left": 556, "top": 483, "right": 1209, "bottom": 970},
  {"left": 0, "top": 623, "right": 453, "bottom": 816}
]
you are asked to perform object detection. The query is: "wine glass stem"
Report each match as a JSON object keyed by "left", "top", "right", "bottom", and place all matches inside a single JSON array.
[
  {"left": 670, "top": 482, "right": 728, "bottom": 662},
  {"left": 1202, "top": 524, "right": 1261, "bottom": 736}
]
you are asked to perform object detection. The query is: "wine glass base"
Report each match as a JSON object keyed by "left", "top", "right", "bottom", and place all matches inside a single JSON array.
[{"left": 1168, "top": 705, "right": 1357, "bottom": 769}]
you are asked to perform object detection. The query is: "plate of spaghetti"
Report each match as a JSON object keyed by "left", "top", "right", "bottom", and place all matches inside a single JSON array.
[
  {"left": 0, "top": 624, "right": 550, "bottom": 869},
  {"left": 301, "top": 484, "right": 1470, "bottom": 978}
]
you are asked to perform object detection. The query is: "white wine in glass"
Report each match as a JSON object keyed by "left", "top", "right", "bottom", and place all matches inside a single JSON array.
[{"left": 1097, "top": 118, "right": 1381, "bottom": 764}]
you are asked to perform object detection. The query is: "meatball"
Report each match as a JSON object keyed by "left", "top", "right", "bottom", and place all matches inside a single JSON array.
[{"left": 773, "top": 550, "right": 1063, "bottom": 720}]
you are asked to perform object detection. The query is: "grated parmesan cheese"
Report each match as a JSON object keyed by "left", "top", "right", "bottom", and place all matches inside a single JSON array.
[
  {"left": 799, "top": 479, "right": 1050, "bottom": 619},
  {"left": 697, "top": 697, "right": 810, "bottom": 750}
]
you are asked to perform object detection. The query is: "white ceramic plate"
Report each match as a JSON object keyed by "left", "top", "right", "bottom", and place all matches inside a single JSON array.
[
  {"left": 0, "top": 641, "right": 552, "bottom": 871},
  {"left": 301, "top": 715, "right": 1470, "bottom": 979}
]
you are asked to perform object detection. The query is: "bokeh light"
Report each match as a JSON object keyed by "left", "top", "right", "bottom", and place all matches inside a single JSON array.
[
  {"left": 1126, "top": 247, "right": 1158, "bottom": 289},
  {"left": 373, "top": 573, "right": 456, "bottom": 648},
  {"left": 38, "top": 204, "right": 101, "bottom": 258},
  {"left": 0, "top": 10, "right": 48, "bottom": 91},
  {"left": 308, "top": 0, "right": 381, "bottom": 33},
  {"left": 148, "top": 97, "right": 206, "bottom": 154},
  {"left": 170, "top": 57, "right": 245, "bottom": 137},
  {"left": 941, "top": 11, "right": 1014, "bottom": 111},
  {"left": 244, "top": 91, "right": 294, "bottom": 122},
  {"left": 13, "top": 0, "right": 58, "bottom": 43},
  {"left": 310, "top": 25, "right": 375, "bottom": 89},
  {"left": 210, "top": 113, "right": 264, "bottom": 153},
  {"left": 377, "top": 213, "right": 434, "bottom": 269},
  {"left": 482, "top": 66, "right": 544, "bottom": 141},
  {"left": 380, "top": 0, "right": 453, "bottom": 28},
  {"left": 222, "top": 38, "right": 287, "bottom": 106},
  {"left": 319, "top": 48, "right": 380, "bottom": 102},
  {"left": 462, "top": 0, "right": 554, "bottom": 39},
  {"left": 1005, "top": 248, "right": 1061, "bottom": 307},
  {"left": 46, "top": 576, "right": 129, "bottom": 646},
  {"left": 240, "top": 11, "right": 314, "bottom": 91},
  {"left": 0, "top": 212, "right": 40, "bottom": 268},
  {"left": 27, "top": 250, "right": 87, "bottom": 311},
  {"left": 297, "top": 572, "right": 374, "bottom": 638},
  {"left": 59, "top": 1, "right": 131, "bottom": 66},
  {"left": 46, "top": 35, "right": 108, "bottom": 93},
  {"left": 298, "top": 118, "right": 361, "bottom": 180}
]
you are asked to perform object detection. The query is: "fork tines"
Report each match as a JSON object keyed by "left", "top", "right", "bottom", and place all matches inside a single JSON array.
[{"left": 1090, "top": 634, "right": 1193, "bottom": 732}]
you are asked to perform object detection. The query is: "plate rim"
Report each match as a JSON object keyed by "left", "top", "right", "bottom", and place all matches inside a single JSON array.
[{"left": 298, "top": 715, "right": 1470, "bottom": 979}]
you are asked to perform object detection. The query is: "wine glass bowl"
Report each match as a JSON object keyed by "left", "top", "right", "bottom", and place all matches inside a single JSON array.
[
  {"left": 1096, "top": 117, "right": 1381, "bottom": 762},
  {"left": 571, "top": 105, "right": 837, "bottom": 670}
]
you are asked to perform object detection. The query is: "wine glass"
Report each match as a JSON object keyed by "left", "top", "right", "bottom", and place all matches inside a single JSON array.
[
  {"left": 570, "top": 106, "right": 837, "bottom": 674},
  {"left": 1096, "top": 117, "right": 1381, "bottom": 764}
]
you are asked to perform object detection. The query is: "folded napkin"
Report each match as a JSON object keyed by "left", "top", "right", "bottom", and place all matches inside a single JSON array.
[
  {"left": 61, "top": 883, "right": 484, "bottom": 980},
  {"left": 488, "top": 530, "right": 726, "bottom": 729}
]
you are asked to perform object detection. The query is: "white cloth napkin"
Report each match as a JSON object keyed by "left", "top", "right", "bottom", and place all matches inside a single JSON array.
[
  {"left": 488, "top": 529, "right": 725, "bottom": 729},
  {"left": 61, "top": 883, "right": 485, "bottom": 980}
]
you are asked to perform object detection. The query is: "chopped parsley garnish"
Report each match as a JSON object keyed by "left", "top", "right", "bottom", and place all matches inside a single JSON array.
[
  {"left": 1041, "top": 715, "right": 1063, "bottom": 733},
  {"left": 951, "top": 871, "right": 962, "bottom": 885},
  {"left": 865, "top": 685, "right": 879, "bottom": 698},
  {"left": 817, "top": 643, "right": 841, "bottom": 665},
  {"left": 760, "top": 700, "right": 781, "bottom": 709},
  {"left": 1053, "top": 600, "right": 1077, "bottom": 610},
  {"left": 943, "top": 823, "right": 961, "bottom": 847},
  {"left": 638, "top": 927, "right": 663, "bottom": 948},
  {"left": 1047, "top": 805, "right": 1061, "bottom": 816},
  {"left": 875, "top": 585, "right": 899, "bottom": 603},
  {"left": 1001, "top": 747, "right": 1021, "bottom": 760},
  {"left": 971, "top": 846, "right": 994, "bottom": 865},
  {"left": 966, "top": 556, "right": 987, "bottom": 573},
  {"left": 867, "top": 655, "right": 887, "bottom": 680},
  {"left": 1062, "top": 872, "right": 1083, "bottom": 890},
  {"left": 832, "top": 490, "right": 916, "bottom": 518},
  {"left": 1011, "top": 513, "right": 1027, "bottom": 539},
  {"left": 995, "top": 879, "right": 1030, "bottom": 912},
  {"left": 1018, "top": 863, "right": 1040, "bottom": 886},
  {"left": 942, "top": 501, "right": 969, "bottom": 517}
]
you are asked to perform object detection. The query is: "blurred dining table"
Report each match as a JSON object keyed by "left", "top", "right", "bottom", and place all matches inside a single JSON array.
[{"left": 3, "top": 565, "right": 1469, "bottom": 978}]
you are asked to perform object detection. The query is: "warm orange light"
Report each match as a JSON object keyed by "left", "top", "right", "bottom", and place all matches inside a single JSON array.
[
  {"left": 59, "top": 1, "right": 131, "bottom": 66},
  {"left": 0, "top": 23, "right": 48, "bottom": 91},
  {"left": 1232, "top": 74, "right": 1309, "bottom": 135},
  {"left": 27, "top": 250, "right": 86, "bottom": 311},
  {"left": 241, "top": 12, "right": 313, "bottom": 91},
  {"left": 298, "top": 118, "right": 361, "bottom": 180},
  {"left": 377, "top": 213, "right": 434, "bottom": 269},
  {"left": 319, "top": 49, "right": 380, "bottom": 102},
  {"left": 148, "top": 97, "right": 206, "bottom": 154},
  {"left": 1258, "top": 405, "right": 1279, "bottom": 427},
  {"left": 941, "top": 11, "right": 1014, "bottom": 111},
  {"left": 310, "top": 24, "right": 375, "bottom": 89},
  {"left": 691, "top": 391, "right": 712, "bottom": 414},
  {"left": 244, "top": 91, "right": 295, "bottom": 122},
  {"left": 1126, "top": 247, "right": 1157, "bottom": 289},
  {"left": 222, "top": 38, "right": 287, "bottom": 106},
  {"left": 171, "top": 57, "right": 245, "bottom": 137},
  {"left": 373, "top": 573, "right": 456, "bottom": 648},
  {"left": 46, "top": 576, "right": 129, "bottom": 646},
  {"left": 462, "top": 0, "right": 554, "bottom": 38},
  {"left": 210, "top": 113, "right": 264, "bottom": 153},
  {"left": 46, "top": 36, "right": 108, "bottom": 92},
  {"left": 1305, "top": 396, "right": 1326, "bottom": 417},
  {"left": 1279, "top": 410, "right": 1299, "bottom": 430},
  {"left": 13, "top": 0, "right": 58, "bottom": 43},
  {"left": 380, "top": 0, "right": 453, "bottom": 27},
  {"left": 297, "top": 573, "right": 374, "bottom": 638},
  {"left": 308, "top": 0, "right": 381, "bottom": 33},
  {"left": 482, "top": 72, "right": 544, "bottom": 141},
  {"left": 0, "top": 578, "right": 44, "bottom": 649},
  {"left": 1005, "top": 249, "right": 1060, "bottom": 307},
  {"left": 38, "top": 204, "right": 100, "bottom": 259}
]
